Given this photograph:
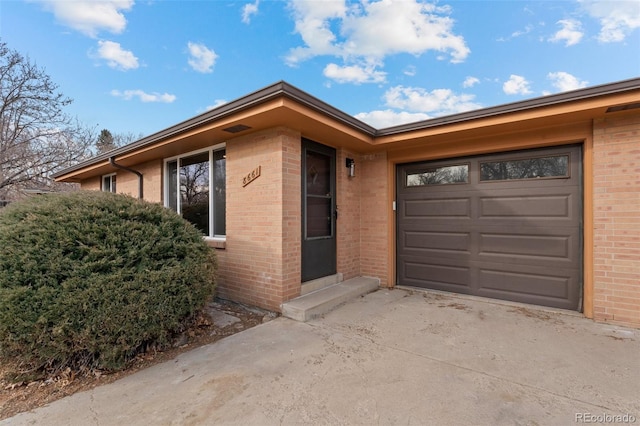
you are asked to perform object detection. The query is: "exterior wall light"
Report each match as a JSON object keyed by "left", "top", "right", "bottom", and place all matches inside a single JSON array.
[{"left": 346, "top": 158, "right": 355, "bottom": 177}]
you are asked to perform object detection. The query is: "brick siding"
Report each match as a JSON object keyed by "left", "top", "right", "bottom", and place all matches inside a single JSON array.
[
  {"left": 592, "top": 113, "right": 640, "bottom": 327},
  {"left": 80, "top": 176, "right": 101, "bottom": 191},
  {"left": 218, "top": 127, "right": 302, "bottom": 311},
  {"left": 359, "top": 152, "right": 389, "bottom": 286},
  {"left": 80, "top": 159, "right": 163, "bottom": 203},
  {"left": 336, "top": 149, "right": 361, "bottom": 280}
]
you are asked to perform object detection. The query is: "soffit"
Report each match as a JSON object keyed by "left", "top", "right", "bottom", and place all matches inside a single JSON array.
[
  {"left": 55, "top": 98, "right": 375, "bottom": 181},
  {"left": 55, "top": 78, "right": 640, "bottom": 182},
  {"left": 376, "top": 90, "right": 640, "bottom": 149}
]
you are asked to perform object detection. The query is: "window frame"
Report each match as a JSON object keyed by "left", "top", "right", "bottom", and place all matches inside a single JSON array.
[
  {"left": 404, "top": 162, "right": 470, "bottom": 188},
  {"left": 478, "top": 152, "right": 571, "bottom": 183},
  {"left": 101, "top": 173, "right": 117, "bottom": 193},
  {"left": 163, "top": 143, "right": 226, "bottom": 240}
]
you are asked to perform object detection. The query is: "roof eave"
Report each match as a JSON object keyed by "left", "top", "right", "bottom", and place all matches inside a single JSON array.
[
  {"left": 376, "top": 77, "right": 640, "bottom": 136},
  {"left": 53, "top": 81, "right": 376, "bottom": 179},
  {"left": 53, "top": 77, "right": 640, "bottom": 180}
]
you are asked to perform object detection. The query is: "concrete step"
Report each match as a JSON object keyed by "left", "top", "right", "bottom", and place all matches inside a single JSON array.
[
  {"left": 282, "top": 276, "right": 380, "bottom": 322},
  {"left": 301, "top": 273, "right": 343, "bottom": 295}
]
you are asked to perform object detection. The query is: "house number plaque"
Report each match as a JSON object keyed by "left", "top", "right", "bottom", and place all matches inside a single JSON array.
[{"left": 242, "top": 166, "right": 261, "bottom": 187}]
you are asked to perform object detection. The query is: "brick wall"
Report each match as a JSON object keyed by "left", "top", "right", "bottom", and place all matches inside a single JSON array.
[
  {"left": 592, "top": 113, "right": 640, "bottom": 327},
  {"left": 79, "top": 160, "right": 163, "bottom": 203},
  {"left": 218, "top": 127, "right": 301, "bottom": 311},
  {"left": 336, "top": 149, "right": 361, "bottom": 280},
  {"left": 116, "top": 159, "right": 163, "bottom": 203},
  {"left": 360, "top": 151, "right": 389, "bottom": 286},
  {"left": 80, "top": 176, "right": 101, "bottom": 191}
]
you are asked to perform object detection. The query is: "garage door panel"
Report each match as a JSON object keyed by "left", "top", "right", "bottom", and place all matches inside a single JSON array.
[
  {"left": 404, "top": 230, "right": 471, "bottom": 252},
  {"left": 479, "top": 194, "right": 571, "bottom": 218},
  {"left": 477, "top": 268, "right": 578, "bottom": 310},
  {"left": 397, "top": 145, "right": 582, "bottom": 311},
  {"left": 479, "top": 232, "right": 572, "bottom": 259},
  {"left": 403, "top": 198, "right": 471, "bottom": 218},
  {"left": 403, "top": 262, "right": 471, "bottom": 292}
]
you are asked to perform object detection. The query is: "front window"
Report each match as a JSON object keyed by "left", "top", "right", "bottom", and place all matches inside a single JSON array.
[
  {"left": 165, "top": 146, "right": 226, "bottom": 237},
  {"left": 102, "top": 174, "right": 116, "bottom": 193}
]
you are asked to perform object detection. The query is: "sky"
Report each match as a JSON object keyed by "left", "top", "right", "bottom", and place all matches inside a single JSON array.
[{"left": 1, "top": 0, "right": 639, "bottom": 138}]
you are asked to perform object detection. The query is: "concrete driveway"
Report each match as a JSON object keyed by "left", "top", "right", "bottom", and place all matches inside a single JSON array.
[{"left": 3, "top": 288, "right": 639, "bottom": 425}]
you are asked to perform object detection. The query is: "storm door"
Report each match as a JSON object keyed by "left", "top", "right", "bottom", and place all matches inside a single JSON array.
[{"left": 301, "top": 139, "right": 337, "bottom": 282}]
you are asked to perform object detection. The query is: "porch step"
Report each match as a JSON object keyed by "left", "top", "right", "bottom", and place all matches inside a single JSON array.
[
  {"left": 300, "top": 273, "right": 344, "bottom": 295},
  {"left": 282, "top": 276, "right": 380, "bottom": 322}
]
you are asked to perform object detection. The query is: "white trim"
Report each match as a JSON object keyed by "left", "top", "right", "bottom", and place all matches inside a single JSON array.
[
  {"left": 209, "top": 149, "right": 214, "bottom": 237},
  {"left": 163, "top": 143, "right": 225, "bottom": 163},
  {"left": 101, "top": 173, "right": 117, "bottom": 193},
  {"left": 163, "top": 143, "right": 226, "bottom": 238}
]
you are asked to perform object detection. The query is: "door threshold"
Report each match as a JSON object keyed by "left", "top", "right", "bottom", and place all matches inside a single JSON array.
[{"left": 301, "top": 273, "right": 343, "bottom": 295}]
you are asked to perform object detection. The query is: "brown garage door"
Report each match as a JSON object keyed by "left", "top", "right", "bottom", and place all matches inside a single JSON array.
[{"left": 396, "top": 145, "right": 582, "bottom": 310}]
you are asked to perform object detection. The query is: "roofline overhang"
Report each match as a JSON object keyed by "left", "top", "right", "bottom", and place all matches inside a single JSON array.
[
  {"left": 376, "top": 77, "right": 640, "bottom": 136},
  {"left": 53, "top": 81, "right": 377, "bottom": 179},
  {"left": 53, "top": 77, "right": 640, "bottom": 180}
]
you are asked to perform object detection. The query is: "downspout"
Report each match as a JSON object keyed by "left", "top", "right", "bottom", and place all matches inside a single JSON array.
[{"left": 109, "top": 157, "right": 144, "bottom": 200}]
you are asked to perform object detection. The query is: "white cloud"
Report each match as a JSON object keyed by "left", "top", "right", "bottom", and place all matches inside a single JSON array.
[
  {"left": 383, "top": 85, "right": 482, "bottom": 115},
  {"left": 580, "top": 0, "right": 640, "bottom": 42},
  {"left": 95, "top": 40, "right": 138, "bottom": 70},
  {"left": 110, "top": 89, "right": 176, "bottom": 103},
  {"left": 35, "top": 0, "right": 133, "bottom": 38},
  {"left": 285, "top": 0, "right": 346, "bottom": 64},
  {"left": 497, "top": 24, "right": 534, "bottom": 42},
  {"left": 503, "top": 75, "right": 532, "bottom": 95},
  {"left": 286, "top": 0, "right": 469, "bottom": 71},
  {"left": 403, "top": 65, "right": 417, "bottom": 77},
  {"left": 462, "top": 76, "right": 479, "bottom": 88},
  {"left": 355, "top": 110, "right": 431, "bottom": 128},
  {"left": 205, "top": 99, "right": 228, "bottom": 111},
  {"left": 323, "top": 62, "right": 386, "bottom": 84},
  {"left": 547, "top": 72, "right": 589, "bottom": 92},
  {"left": 548, "top": 19, "right": 583, "bottom": 46},
  {"left": 242, "top": 0, "right": 260, "bottom": 24},
  {"left": 512, "top": 24, "right": 534, "bottom": 38},
  {"left": 355, "top": 83, "right": 482, "bottom": 128},
  {"left": 187, "top": 42, "right": 218, "bottom": 73}
]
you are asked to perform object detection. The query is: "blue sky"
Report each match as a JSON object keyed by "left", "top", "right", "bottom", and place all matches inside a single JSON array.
[{"left": 1, "top": 0, "right": 639, "bottom": 137}]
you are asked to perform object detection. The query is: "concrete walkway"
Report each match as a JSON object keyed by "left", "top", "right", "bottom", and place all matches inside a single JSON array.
[{"left": 3, "top": 288, "right": 639, "bottom": 425}]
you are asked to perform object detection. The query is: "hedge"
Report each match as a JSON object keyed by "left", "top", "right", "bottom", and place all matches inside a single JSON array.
[{"left": 0, "top": 191, "right": 216, "bottom": 380}]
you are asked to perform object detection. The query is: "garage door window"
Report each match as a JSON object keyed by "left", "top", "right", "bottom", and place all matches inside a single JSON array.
[
  {"left": 406, "top": 164, "right": 468, "bottom": 186},
  {"left": 480, "top": 154, "right": 569, "bottom": 181}
]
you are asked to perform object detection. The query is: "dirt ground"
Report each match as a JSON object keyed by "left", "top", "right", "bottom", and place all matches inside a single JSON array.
[{"left": 0, "top": 299, "right": 274, "bottom": 421}]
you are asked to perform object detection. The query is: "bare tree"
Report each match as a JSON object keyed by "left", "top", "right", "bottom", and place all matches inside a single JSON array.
[
  {"left": 0, "top": 41, "right": 93, "bottom": 199},
  {"left": 113, "top": 131, "right": 143, "bottom": 148}
]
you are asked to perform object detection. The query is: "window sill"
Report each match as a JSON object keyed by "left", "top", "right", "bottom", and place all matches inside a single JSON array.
[{"left": 204, "top": 237, "right": 226, "bottom": 249}]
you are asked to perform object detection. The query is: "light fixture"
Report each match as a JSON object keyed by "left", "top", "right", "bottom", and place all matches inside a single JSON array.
[{"left": 346, "top": 158, "right": 355, "bottom": 177}]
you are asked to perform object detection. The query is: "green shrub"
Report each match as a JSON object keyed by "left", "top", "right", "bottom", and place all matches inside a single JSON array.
[{"left": 0, "top": 191, "right": 216, "bottom": 380}]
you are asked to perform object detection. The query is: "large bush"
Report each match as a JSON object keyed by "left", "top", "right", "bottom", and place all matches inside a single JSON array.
[{"left": 0, "top": 191, "right": 216, "bottom": 380}]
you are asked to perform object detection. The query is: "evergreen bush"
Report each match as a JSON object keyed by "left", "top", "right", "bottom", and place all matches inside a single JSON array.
[{"left": 0, "top": 191, "right": 216, "bottom": 380}]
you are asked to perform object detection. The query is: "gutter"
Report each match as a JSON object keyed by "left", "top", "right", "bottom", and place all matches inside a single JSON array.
[
  {"left": 109, "top": 157, "right": 143, "bottom": 199},
  {"left": 53, "top": 77, "right": 640, "bottom": 180}
]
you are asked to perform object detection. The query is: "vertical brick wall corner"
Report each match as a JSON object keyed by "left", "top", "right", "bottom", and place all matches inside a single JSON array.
[
  {"left": 218, "top": 127, "right": 301, "bottom": 312},
  {"left": 592, "top": 113, "right": 640, "bottom": 327},
  {"left": 359, "top": 151, "right": 389, "bottom": 286},
  {"left": 336, "top": 149, "right": 362, "bottom": 280}
]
